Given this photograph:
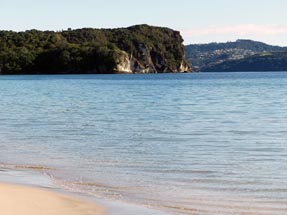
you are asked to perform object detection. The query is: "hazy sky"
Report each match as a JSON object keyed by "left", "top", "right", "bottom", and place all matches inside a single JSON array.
[{"left": 1, "top": 0, "right": 287, "bottom": 45}]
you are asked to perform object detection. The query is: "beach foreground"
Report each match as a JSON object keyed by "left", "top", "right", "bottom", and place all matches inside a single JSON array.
[{"left": 0, "top": 183, "right": 105, "bottom": 215}]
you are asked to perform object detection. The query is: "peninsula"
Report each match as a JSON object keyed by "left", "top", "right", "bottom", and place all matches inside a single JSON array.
[{"left": 0, "top": 25, "right": 191, "bottom": 74}]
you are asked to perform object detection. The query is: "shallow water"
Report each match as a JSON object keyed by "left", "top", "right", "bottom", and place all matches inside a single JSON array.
[{"left": 0, "top": 72, "right": 286, "bottom": 215}]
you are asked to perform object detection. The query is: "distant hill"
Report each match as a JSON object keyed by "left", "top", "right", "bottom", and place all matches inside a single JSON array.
[
  {"left": 0, "top": 25, "right": 191, "bottom": 74},
  {"left": 201, "top": 52, "right": 287, "bottom": 72},
  {"left": 185, "top": 40, "right": 287, "bottom": 71}
]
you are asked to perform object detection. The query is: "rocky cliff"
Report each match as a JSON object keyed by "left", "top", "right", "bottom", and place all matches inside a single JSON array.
[
  {"left": 0, "top": 25, "right": 191, "bottom": 74},
  {"left": 111, "top": 25, "right": 191, "bottom": 73}
]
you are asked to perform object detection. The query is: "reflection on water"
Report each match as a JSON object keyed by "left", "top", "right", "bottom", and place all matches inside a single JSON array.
[{"left": 0, "top": 73, "right": 286, "bottom": 215}]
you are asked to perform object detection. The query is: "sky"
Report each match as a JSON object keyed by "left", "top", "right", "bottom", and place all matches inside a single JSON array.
[{"left": 1, "top": 0, "right": 287, "bottom": 46}]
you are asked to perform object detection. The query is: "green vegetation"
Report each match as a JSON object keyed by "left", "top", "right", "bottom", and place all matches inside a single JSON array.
[
  {"left": 185, "top": 40, "right": 287, "bottom": 71},
  {"left": 186, "top": 40, "right": 287, "bottom": 54},
  {"left": 201, "top": 52, "right": 287, "bottom": 72},
  {"left": 0, "top": 25, "right": 190, "bottom": 74}
]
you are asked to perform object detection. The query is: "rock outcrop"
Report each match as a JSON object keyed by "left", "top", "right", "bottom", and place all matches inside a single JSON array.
[{"left": 108, "top": 25, "right": 191, "bottom": 73}]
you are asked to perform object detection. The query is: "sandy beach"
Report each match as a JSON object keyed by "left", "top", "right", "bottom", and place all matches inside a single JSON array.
[{"left": 0, "top": 183, "right": 105, "bottom": 215}]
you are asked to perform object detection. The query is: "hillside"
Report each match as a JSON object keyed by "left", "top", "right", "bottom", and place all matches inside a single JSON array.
[
  {"left": 201, "top": 52, "right": 287, "bottom": 72},
  {"left": 185, "top": 40, "right": 287, "bottom": 71},
  {"left": 0, "top": 25, "right": 191, "bottom": 74}
]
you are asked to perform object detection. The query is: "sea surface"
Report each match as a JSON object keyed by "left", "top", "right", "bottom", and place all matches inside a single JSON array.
[{"left": 0, "top": 72, "right": 286, "bottom": 215}]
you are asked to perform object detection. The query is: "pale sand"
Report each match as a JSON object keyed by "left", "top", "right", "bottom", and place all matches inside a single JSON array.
[{"left": 0, "top": 183, "right": 105, "bottom": 215}]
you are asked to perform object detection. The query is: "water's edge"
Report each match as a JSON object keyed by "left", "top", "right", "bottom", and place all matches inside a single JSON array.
[{"left": 0, "top": 164, "right": 173, "bottom": 215}]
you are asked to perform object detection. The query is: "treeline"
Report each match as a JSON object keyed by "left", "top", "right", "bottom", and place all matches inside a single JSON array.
[{"left": 0, "top": 25, "right": 187, "bottom": 74}]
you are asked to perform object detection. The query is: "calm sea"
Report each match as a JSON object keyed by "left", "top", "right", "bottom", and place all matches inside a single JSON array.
[{"left": 0, "top": 72, "right": 286, "bottom": 215}]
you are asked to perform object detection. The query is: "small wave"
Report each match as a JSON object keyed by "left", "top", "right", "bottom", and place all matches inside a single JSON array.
[
  {"left": 72, "top": 181, "right": 145, "bottom": 191},
  {"left": 14, "top": 165, "right": 56, "bottom": 171},
  {"left": 0, "top": 163, "right": 56, "bottom": 171}
]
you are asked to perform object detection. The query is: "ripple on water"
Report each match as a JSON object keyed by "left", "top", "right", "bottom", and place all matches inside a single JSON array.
[{"left": 0, "top": 73, "right": 286, "bottom": 215}]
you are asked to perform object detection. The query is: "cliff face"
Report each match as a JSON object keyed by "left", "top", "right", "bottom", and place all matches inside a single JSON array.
[
  {"left": 0, "top": 25, "right": 191, "bottom": 74},
  {"left": 111, "top": 25, "right": 191, "bottom": 73}
]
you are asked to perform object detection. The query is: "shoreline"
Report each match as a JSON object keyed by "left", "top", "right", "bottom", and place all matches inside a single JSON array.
[
  {"left": 0, "top": 182, "right": 105, "bottom": 215},
  {"left": 0, "top": 165, "right": 174, "bottom": 215}
]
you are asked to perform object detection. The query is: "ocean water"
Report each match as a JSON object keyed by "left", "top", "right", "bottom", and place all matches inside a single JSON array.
[{"left": 0, "top": 72, "right": 286, "bottom": 215}]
